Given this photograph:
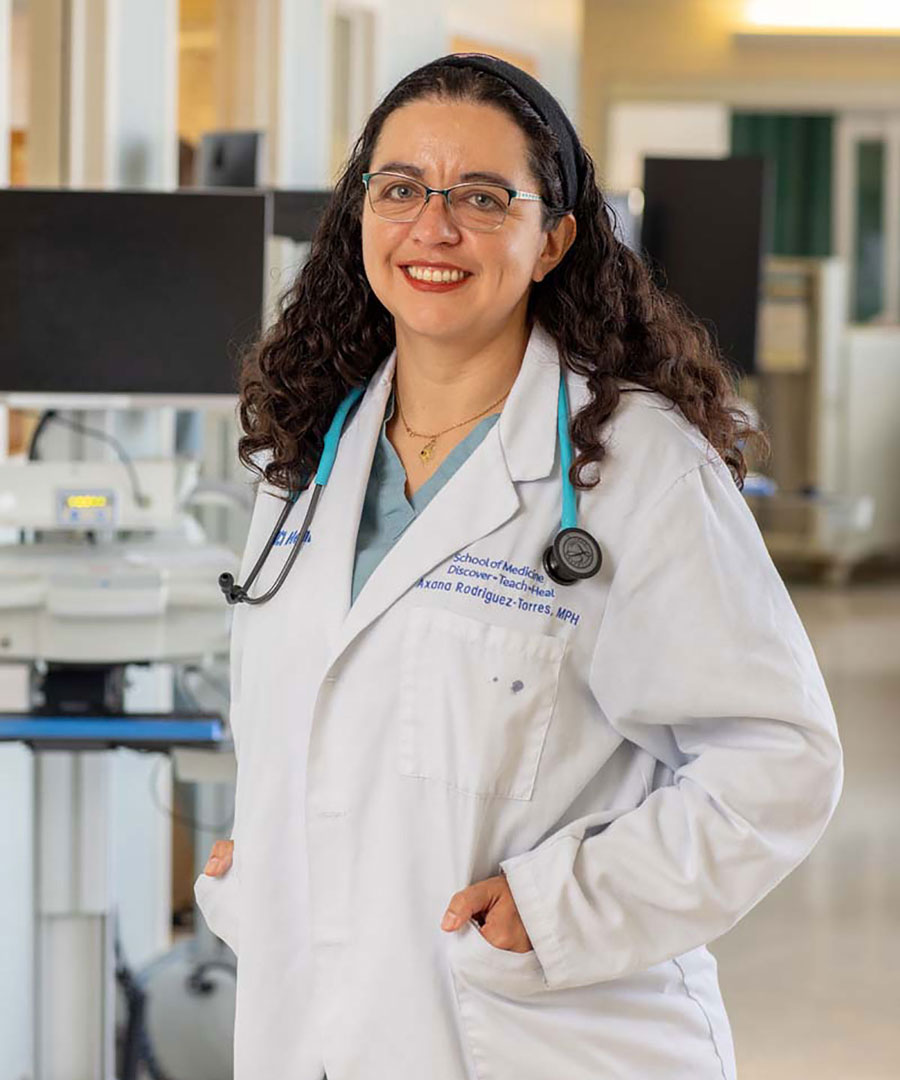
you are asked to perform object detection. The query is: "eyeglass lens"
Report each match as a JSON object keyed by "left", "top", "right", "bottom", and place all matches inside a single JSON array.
[{"left": 367, "top": 174, "right": 509, "bottom": 230}]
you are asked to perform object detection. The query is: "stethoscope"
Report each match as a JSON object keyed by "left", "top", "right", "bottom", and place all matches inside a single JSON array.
[{"left": 219, "top": 371, "right": 602, "bottom": 606}]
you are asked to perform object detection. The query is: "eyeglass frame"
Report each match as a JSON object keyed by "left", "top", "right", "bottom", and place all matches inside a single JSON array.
[{"left": 361, "top": 171, "right": 545, "bottom": 231}]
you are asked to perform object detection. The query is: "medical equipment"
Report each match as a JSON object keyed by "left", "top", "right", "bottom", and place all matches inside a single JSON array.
[
  {"left": 1, "top": 459, "right": 181, "bottom": 531},
  {"left": 0, "top": 459, "right": 239, "bottom": 663},
  {"left": 0, "top": 446, "right": 242, "bottom": 1078},
  {"left": 219, "top": 369, "right": 603, "bottom": 606}
]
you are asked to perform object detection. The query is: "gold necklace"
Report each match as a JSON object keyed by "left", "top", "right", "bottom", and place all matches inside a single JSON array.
[{"left": 395, "top": 381, "right": 512, "bottom": 464}]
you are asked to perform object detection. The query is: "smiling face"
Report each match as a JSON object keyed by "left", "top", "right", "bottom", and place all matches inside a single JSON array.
[{"left": 361, "top": 97, "right": 574, "bottom": 347}]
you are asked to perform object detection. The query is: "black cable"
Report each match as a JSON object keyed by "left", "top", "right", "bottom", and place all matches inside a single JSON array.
[
  {"left": 133, "top": 947, "right": 235, "bottom": 1079},
  {"left": 180, "top": 663, "right": 230, "bottom": 704},
  {"left": 19, "top": 412, "right": 63, "bottom": 542},
  {"left": 138, "top": 1022, "right": 175, "bottom": 1080},
  {"left": 115, "top": 925, "right": 177, "bottom": 1080},
  {"left": 186, "top": 958, "right": 237, "bottom": 995},
  {"left": 149, "top": 755, "right": 234, "bottom": 834},
  {"left": 27, "top": 409, "right": 151, "bottom": 509},
  {"left": 115, "top": 930, "right": 147, "bottom": 1080},
  {"left": 26, "top": 410, "right": 59, "bottom": 461}
]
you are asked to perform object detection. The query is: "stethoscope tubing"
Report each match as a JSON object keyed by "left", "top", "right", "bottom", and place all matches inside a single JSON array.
[
  {"left": 226, "top": 386, "right": 366, "bottom": 605},
  {"left": 220, "top": 368, "right": 601, "bottom": 605},
  {"left": 231, "top": 484, "right": 322, "bottom": 605},
  {"left": 557, "top": 372, "right": 576, "bottom": 531},
  {"left": 316, "top": 386, "right": 366, "bottom": 486}
]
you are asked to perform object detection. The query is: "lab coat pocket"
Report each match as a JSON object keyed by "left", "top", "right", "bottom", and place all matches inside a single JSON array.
[
  {"left": 194, "top": 863, "right": 240, "bottom": 956},
  {"left": 398, "top": 607, "right": 566, "bottom": 799},
  {"left": 448, "top": 929, "right": 736, "bottom": 1080},
  {"left": 448, "top": 917, "right": 547, "bottom": 999}
]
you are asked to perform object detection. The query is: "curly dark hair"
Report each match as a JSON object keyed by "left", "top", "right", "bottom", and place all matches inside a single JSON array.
[{"left": 237, "top": 60, "right": 769, "bottom": 496}]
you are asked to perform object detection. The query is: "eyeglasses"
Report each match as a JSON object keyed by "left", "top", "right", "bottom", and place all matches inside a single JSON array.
[{"left": 362, "top": 171, "right": 544, "bottom": 232}]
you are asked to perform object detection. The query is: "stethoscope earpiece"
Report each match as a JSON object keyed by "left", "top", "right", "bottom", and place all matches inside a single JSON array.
[
  {"left": 218, "top": 572, "right": 244, "bottom": 605},
  {"left": 542, "top": 527, "right": 603, "bottom": 586}
]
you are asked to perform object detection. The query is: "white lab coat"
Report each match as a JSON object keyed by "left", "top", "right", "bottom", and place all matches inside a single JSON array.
[{"left": 195, "top": 321, "right": 843, "bottom": 1080}]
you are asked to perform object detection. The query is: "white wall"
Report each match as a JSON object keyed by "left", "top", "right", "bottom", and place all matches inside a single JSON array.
[
  {"left": 606, "top": 101, "right": 731, "bottom": 191},
  {"left": 109, "top": 0, "right": 178, "bottom": 187},
  {"left": 368, "top": 0, "right": 446, "bottom": 106},
  {"left": 9, "top": 3, "right": 26, "bottom": 128},
  {"left": 446, "top": 0, "right": 582, "bottom": 122},
  {"left": 275, "top": 0, "right": 333, "bottom": 186},
  {"left": 0, "top": 744, "right": 34, "bottom": 1080},
  {"left": 321, "top": 0, "right": 583, "bottom": 181},
  {"left": 0, "top": 0, "right": 11, "bottom": 183}
]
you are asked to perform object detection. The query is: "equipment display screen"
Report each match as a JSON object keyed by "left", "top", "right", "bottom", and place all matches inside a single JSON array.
[{"left": 57, "top": 489, "right": 116, "bottom": 527}]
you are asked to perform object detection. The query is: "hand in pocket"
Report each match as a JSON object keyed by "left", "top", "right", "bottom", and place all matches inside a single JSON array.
[
  {"left": 204, "top": 838, "right": 234, "bottom": 876},
  {"left": 441, "top": 873, "right": 533, "bottom": 953}
]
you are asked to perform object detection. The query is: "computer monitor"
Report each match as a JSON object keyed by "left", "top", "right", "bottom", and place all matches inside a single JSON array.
[
  {"left": 0, "top": 188, "right": 269, "bottom": 398},
  {"left": 197, "top": 131, "right": 265, "bottom": 187},
  {"left": 640, "top": 156, "right": 771, "bottom": 377},
  {"left": 271, "top": 190, "right": 333, "bottom": 243}
]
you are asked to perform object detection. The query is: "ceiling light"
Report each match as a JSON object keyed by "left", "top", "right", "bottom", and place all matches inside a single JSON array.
[{"left": 744, "top": 0, "right": 900, "bottom": 32}]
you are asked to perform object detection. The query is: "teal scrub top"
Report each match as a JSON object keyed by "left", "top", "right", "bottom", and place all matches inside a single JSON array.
[{"left": 350, "top": 386, "right": 501, "bottom": 606}]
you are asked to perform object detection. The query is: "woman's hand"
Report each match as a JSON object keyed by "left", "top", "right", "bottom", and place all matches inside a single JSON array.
[
  {"left": 204, "top": 838, "right": 234, "bottom": 876},
  {"left": 441, "top": 873, "right": 533, "bottom": 953}
]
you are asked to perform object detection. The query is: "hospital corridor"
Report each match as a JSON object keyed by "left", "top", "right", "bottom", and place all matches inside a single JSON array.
[{"left": 711, "top": 580, "right": 899, "bottom": 1079}]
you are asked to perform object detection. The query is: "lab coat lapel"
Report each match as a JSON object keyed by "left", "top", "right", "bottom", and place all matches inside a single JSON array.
[
  {"left": 323, "top": 320, "right": 562, "bottom": 672},
  {"left": 305, "top": 351, "right": 395, "bottom": 662}
]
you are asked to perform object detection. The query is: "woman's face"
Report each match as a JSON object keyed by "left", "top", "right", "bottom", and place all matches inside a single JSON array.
[{"left": 361, "top": 98, "right": 575, "bottom": 345}]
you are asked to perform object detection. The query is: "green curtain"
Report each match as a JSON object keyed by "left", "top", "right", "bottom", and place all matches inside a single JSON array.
[
  {"left": 730, "top": 113, "right": 833, "bottom": 256},
  {"left": 854, "top": 140, "right": 885, "bottom": 322}
]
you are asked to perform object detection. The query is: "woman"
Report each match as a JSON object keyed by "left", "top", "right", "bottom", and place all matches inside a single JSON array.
[{"left": 196, "top": 54, "right": 843, "bottom": 1080}]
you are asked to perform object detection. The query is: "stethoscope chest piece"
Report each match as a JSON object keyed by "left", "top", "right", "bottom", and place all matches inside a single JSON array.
[{"left": 542, "top": 526, "right": 602, "bottom": 586}]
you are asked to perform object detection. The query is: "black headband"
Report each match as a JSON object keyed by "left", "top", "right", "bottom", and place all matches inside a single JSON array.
[{"left": 412, "top": 52, "right": 586, "bottom": 212}]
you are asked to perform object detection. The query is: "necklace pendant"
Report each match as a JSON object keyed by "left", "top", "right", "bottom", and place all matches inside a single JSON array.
[{"left": 420, "top": 438, "right": 437, "bottom": 463}]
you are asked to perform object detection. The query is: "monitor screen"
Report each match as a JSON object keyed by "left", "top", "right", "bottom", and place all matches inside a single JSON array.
[
  {"left": 0, "top": 188, "right": 268, "bottom": 396},
  {"left": 640, "top": 156, "right": 770, "bottom": 378},
  {"left": 271, "top": 189, "right": 333, "bottom": 242},
  {"left": 197, "top": 131, "right": 264, "bottom": 187}
]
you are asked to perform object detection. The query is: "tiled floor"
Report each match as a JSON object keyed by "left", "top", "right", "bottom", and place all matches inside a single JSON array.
[{"left": 710, "top": 579, "right": 900, "bottom": 1079}]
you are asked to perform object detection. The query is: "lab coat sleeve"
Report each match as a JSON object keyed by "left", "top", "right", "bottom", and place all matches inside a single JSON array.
[{"left": 499, "top": 458, "right": 844, "bottom": 991}]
